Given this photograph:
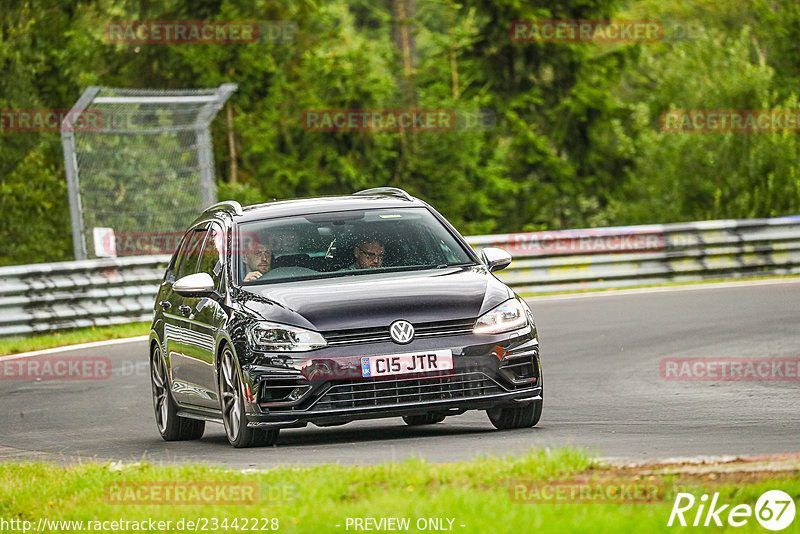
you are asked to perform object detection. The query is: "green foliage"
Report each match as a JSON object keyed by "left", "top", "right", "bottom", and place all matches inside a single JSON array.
[
  {"left": 606, "top": 26, "right": 800, "bottom": 223},
  {"left": 1, "top": 0, "right": 799, "bottom": 265},
  {"left": 0, "top": 321, "right": 149, "bottom": 356},
  {"left": 1, "top": 453, "right": 799, "bottom": 533}
]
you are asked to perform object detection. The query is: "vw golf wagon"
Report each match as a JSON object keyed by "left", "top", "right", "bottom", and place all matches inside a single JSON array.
[{"left": 149, "top": 188, "right": 542, "bottom": 447}]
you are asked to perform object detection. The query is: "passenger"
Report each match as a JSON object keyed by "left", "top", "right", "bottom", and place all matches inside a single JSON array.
[{"left": 243, "top": 239, "right": 273, "bottom": 282}]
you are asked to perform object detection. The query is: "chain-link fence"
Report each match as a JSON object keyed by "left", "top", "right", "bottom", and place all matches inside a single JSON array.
[{"left": 61, "top": 84, "right": 237, "bottom": 260}]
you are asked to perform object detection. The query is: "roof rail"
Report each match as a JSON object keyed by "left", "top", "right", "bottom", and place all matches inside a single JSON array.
[
  {"left": 204, "top": 200, "right": 243, "bottom": 216},
  {"left": 353, "top": 187, "right": 414, "bottom": 201}
]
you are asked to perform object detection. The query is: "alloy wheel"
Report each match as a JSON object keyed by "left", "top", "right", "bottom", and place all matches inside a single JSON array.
[
  {"left": 220, "top": 348, "right": 242, "bottom": 442},
  {"left": 150, "top": 346, "right": 169, "bottom": 434}
]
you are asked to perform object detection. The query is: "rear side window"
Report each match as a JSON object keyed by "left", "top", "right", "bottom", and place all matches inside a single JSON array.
[{"left": 174, "top": 226, "right": 208, "bottom": 280}]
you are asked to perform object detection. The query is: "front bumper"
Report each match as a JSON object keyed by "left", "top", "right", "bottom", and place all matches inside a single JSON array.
[{"left": 240, "top": 327, "right": 542, "bottom": 428}]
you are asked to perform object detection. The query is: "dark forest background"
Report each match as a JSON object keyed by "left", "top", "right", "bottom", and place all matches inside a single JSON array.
[{"left": 1, "top": 0, "right": 799, "bottom": 265}]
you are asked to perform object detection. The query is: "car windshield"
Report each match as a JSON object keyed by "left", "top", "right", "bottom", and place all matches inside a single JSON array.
[{"left": 236, "top": 207, "right": 475, "bottom": 285}]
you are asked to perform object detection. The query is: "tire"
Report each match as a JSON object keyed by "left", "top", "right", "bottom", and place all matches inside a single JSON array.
[
  {"left": 150, "top": 344, "right": 205, "bottom": 441},
  {"left": 403, "top": 413, "right": 446, "bottom": 426},
  {"left": 486, "top": 399, "right": 542, "bottom": 430},
  {"left": 219, "top": 346, "right": 279, "bottom": 448}
]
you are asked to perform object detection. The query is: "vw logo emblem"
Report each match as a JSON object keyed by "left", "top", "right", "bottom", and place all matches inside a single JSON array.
[{"left": 389, "top": 320, "right": 415, "bottom": 344}]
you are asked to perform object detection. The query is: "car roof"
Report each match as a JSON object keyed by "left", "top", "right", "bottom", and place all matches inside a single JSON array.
[{"left": 233, "top": 194, "right": 428, "bottom": 223}]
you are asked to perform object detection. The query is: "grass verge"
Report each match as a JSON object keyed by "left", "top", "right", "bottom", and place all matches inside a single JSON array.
[
  {"left": 0, "top": 322, "right": 149, "bottom": 357},
  {"left": 0, "top": 449, "right": 797, "bottom": 533}
]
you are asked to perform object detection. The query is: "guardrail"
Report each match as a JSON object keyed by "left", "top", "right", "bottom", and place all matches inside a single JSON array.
[
  {"left": 1, "top": 216, "right": 798, "bottom": 337},
  {"left": 0, "top": 255, "right": 170, "bottom": 337},
  {"left": 473, "top": 215, "right": 800, "bottom": 294}
]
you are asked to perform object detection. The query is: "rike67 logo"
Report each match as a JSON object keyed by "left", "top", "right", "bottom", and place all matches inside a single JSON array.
[{"left": 668, "top": 490, "right": 796, "bottom": 530}]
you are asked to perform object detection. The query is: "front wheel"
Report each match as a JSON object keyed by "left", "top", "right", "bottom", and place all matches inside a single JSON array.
[
  {"left": 150, "top": 345, "right": 205, "bottom": 441},
  {"left": 219, "top": 347, "right": 279, "bottom": 448},
  {"left": 487, "top": 399, "right": 542, "bottom": 430}
]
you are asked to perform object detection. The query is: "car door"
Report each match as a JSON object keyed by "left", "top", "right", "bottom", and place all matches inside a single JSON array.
[
  {"left": 181, "top": 222, "right": 229, "bottom": 409},
  {"left": 165, "top": 224, "right": 209, "bottom": 406}
]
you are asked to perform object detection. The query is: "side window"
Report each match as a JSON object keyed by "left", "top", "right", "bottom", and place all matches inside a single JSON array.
[
  {"left": 198, "top": 224, "right": 225, "bottom": 289},
  {"left": 164, "top": 235, "right": 186, "bottom": 282},
  {"left": 174, "top": 226, "right": 208, "bottom": 280}
]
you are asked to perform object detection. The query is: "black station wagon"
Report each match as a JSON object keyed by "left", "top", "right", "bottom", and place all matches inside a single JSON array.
[{"left": 149, "top": 188, "right": 543, "bottom": 447}]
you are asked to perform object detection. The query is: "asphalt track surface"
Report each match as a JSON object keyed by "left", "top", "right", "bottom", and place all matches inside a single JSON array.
[{"left": 1, "top": 281, "right": 798, "bottom": 469}]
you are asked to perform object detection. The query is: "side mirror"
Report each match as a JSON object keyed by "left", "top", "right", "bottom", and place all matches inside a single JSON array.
[
  {"left": 173, "top": 272, "right": 218, "bottom": 298},
  {"left": 481, "top": 247, "right": 512, "bottom": 272}
]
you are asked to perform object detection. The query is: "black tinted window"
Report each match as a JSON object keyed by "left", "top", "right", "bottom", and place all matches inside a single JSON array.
[
  {"left": 198, "top": 225, "right": 224, "bottom": 288},
  {"left": 174, "top": 227, "right": 207, "bottom": 280}
]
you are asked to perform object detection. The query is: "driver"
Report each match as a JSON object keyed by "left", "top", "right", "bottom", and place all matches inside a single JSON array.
[{"left": 343, "top": 236, "right": 385, "bottom": 270}]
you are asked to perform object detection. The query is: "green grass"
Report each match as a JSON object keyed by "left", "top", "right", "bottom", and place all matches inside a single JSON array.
[
  {"left": 0, "top": 450, "right": 797, "bottom": 533},
  {"left": 0, "top": 322, "right": 149, "bottom": 356}
]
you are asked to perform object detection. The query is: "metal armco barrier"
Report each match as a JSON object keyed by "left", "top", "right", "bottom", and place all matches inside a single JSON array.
[
  {"left": 472, "top": 215, "right": 800, "bottom": 294},
  {"left": 0, "top": 255, "right": 170, "bottom": 337},
  {"left": 1, "top": 215, "right": 799, "bottom": 337}
]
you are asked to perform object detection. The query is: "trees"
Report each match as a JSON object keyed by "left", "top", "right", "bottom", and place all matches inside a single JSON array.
[
  {"left": 0, "top": 0, "right": 798, "bottom": 265},
  {"left": 605, "top": 3, "right": 800, "bottom": 223}
]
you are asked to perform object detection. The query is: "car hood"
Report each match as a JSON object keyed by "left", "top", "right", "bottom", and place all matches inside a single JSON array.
[{"left": 236, "top": 266, "right": 513, "bottom": 331}]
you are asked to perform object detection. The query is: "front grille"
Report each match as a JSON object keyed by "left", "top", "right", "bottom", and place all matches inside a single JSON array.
[
  {"left": 323, "top": 318, "right": 476, "bottom": 346},
  {"left": 309, "top": 371, "right": 503, "bottom": 411},
  {"left": 416, "top": 318, "right": 476, "bottom": 337}
]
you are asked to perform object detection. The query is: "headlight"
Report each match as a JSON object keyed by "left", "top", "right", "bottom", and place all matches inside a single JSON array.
[
  {"left": 246, "top": 322, "right": 327, "bottom": 351},
  {"left": 473, "top": 299, "right": 527, "bottom": 334},
  {"left": 519, "top": 298, "right": 536, "bottom": 326}
]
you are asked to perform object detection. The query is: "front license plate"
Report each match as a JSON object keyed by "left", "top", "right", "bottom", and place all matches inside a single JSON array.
[{"left": 361, "top": 349, "right": 453, "bottom": 378}]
